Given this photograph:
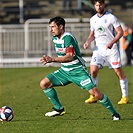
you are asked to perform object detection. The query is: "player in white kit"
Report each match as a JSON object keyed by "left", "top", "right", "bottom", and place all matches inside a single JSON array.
[{"left": 83, "top": 0, "right": 129, "bottom": 104}]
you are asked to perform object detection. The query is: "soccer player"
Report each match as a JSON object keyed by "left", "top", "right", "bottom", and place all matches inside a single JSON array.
[
  {"left": 40, "top": 16, "right": 120, "bottom": 120},
  {"left": 83, "top": 0, "right": 128, "bottom": 104}
]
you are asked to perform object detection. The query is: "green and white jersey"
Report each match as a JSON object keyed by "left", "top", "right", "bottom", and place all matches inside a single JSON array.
[{"left": 52, "top": 32, "right": 85, "bottom": 71}]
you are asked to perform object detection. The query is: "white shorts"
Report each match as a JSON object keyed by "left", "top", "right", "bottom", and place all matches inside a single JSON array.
[{"left": 90, "top": 46, "right": 122, "bottom": 69}]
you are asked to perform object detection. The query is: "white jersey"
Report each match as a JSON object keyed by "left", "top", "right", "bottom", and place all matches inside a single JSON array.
[
  {"left": 90, "top": 12, "right": 122, "bottom": 68},
  {"left": 90, "top": 12, "right": 120, "bottom": 50}
]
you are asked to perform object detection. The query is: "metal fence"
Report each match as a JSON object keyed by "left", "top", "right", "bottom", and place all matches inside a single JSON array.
[{"left": 0, "top": 18, "right": 94, "bottom": 68}]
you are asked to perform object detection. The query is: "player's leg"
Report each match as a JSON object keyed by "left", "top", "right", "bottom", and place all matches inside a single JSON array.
[
  {"left": 108, "top": 48, "right": 129, "bottom": 104},
  {"left": 113, "top": 67, "right": 129, "bottom": 104},
  {"left": 71, "top": 68, "right": 120, "bottom": 120},
  {"left": 90, "top": 65, "right": 99, "bottom": 86},
  {"left": 40, "top": 70, "right": 69, "bottom": 116},
  {"left": 85, "top": 65, "right": 99, "bottom": 103},
  {"left": 85, "top": 51, "right": 104, "bottom": 103},
  {"left": 89, "top": 87, "right": 120, "bottom": 120},
  {"left": 40, "top": 77, "right": 63, "bottom": 110}
]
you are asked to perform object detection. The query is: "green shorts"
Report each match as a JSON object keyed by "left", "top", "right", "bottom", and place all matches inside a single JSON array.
[{"left": 46, "top": 67, "right": 96, "bottom": 91}]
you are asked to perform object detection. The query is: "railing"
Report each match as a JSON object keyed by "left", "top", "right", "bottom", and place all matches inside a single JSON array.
[{"left": 0, "top": 18, "right": 94, "bottom": 68}]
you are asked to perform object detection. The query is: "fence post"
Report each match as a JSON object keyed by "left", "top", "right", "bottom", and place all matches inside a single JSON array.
[
  {"left": 24, "top": 22, "right": 29, "bottom": 59},
  {"left": 47, "top": 26, "right": 52, "bottom": 57},
  {"left": 19, "top": 0, "right": 24, "bottom": 23},
  {"left": 0, "top": 26, "right": 3, "bottom": 67}
]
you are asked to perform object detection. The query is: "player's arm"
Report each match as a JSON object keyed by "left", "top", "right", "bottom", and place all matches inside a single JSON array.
[
  {"left": 40, "top": 46, "right": 74, "bottom": 65},
  {"left": 52, "top": 46, "right": 74, "bottom": 63},
  {"left": 83, "top": 30, "right": 95, "bottom": 49},
  {"left": 106, "top": 25, "right": 123, "bottom": 49}
]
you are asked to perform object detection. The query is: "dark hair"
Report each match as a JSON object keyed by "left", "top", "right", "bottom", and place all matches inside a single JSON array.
[
  {"left": 93, "top": 0, "right": 105, "bottom": 4},
  {"left": 49, "top": 16, "right": 65, "bottom": 29}
]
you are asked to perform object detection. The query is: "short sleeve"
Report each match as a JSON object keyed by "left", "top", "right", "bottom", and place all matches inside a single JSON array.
[
  {"left": 112, "top": 15, "right": 121, "bottom": 28},
  {"left": 90, "top": 19, "right": 94, "bottom": 31}
]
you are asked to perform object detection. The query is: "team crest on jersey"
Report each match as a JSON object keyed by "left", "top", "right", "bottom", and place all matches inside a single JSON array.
[{"left": 104, "top": 19, "right": 107, "bottom": 23}]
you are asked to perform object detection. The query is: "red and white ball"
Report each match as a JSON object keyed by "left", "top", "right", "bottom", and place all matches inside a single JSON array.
[{"left": 0, "top": 106, "right": 14, "bottom": 122}]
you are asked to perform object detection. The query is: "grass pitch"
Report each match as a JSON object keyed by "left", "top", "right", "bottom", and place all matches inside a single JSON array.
[{"left": 0, "top": 66, "right": 133, "bottom": 133}]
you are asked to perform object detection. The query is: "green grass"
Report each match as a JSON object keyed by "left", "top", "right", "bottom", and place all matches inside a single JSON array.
[{"left": 0, "top": 66, "right": 133, "bottom": 133}]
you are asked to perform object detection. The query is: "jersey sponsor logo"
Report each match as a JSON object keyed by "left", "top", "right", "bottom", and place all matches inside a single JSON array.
[
  {"left": 97, "top": 26, "right": 106, "bottom": 37},
  {"left": 55, "top": 47, "right": 66, "bottom": 54},
  {"left": 98, "top": 26, "right": 104, "bottom": 33},
  {"left": 80, "top": 78, "right": 91, "bottom": 86},
  {"left": 58, "top": 48, "right": 65, "bottom": 52}
]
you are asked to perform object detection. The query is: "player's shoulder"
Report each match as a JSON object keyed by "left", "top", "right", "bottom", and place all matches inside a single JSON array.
[
  {"left": 63, "top": 32, "right": 74, "bottom": 39},
  {"left": 64, "top": 32, "right": 72, "bottom": 36},
  {"left": 63, "top": 32, "right": 77, "bottom": 42},
  {"left": 105, "top": 12, "right": 117, "bottom": 19},
  {"left": 90, "top": 14, "right": 97, "bottom": 24},
  {"left": 90, "top": 14, "right": 97, "bottom": 20}
]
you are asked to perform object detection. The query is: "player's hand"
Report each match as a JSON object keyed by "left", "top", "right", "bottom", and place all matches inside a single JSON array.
[
  {"left": 106, "top": 43, "right": 113, "bottom": 49},
  {"left": 83, "top": 42, "right": 89, "bottom": 49},
  {"left": 40, "top": 55, "right": 52, "bottom": 65}
]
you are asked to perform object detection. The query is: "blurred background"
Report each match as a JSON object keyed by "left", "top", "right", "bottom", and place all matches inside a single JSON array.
[{"left": 0, "top": 0, "right": 133, "bottom": 68}]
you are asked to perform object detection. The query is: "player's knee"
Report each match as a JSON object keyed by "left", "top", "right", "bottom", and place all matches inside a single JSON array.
[
  {"left": 40, "top": 80, "right": 47, "bottom": 89},
  {"left": 40, "top": 78, "right": 52, "bottom": 89}
]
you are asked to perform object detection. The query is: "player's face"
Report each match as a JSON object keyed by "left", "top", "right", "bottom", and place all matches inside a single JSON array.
[
  {"left": 49, "top": 21, "right": 63, "bottom": 38},
  {"left": 94, "top": 2, "right": 105, "bottom": 15}
]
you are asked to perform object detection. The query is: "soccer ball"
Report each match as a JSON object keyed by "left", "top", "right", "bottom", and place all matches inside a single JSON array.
[{"left": 0, "top": 106, "right": 14, "bottom": 122}]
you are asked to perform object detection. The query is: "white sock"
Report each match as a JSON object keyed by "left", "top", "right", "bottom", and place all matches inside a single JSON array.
[{"left": 120, "top": 78, "right": 128, "bottom": 97}]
